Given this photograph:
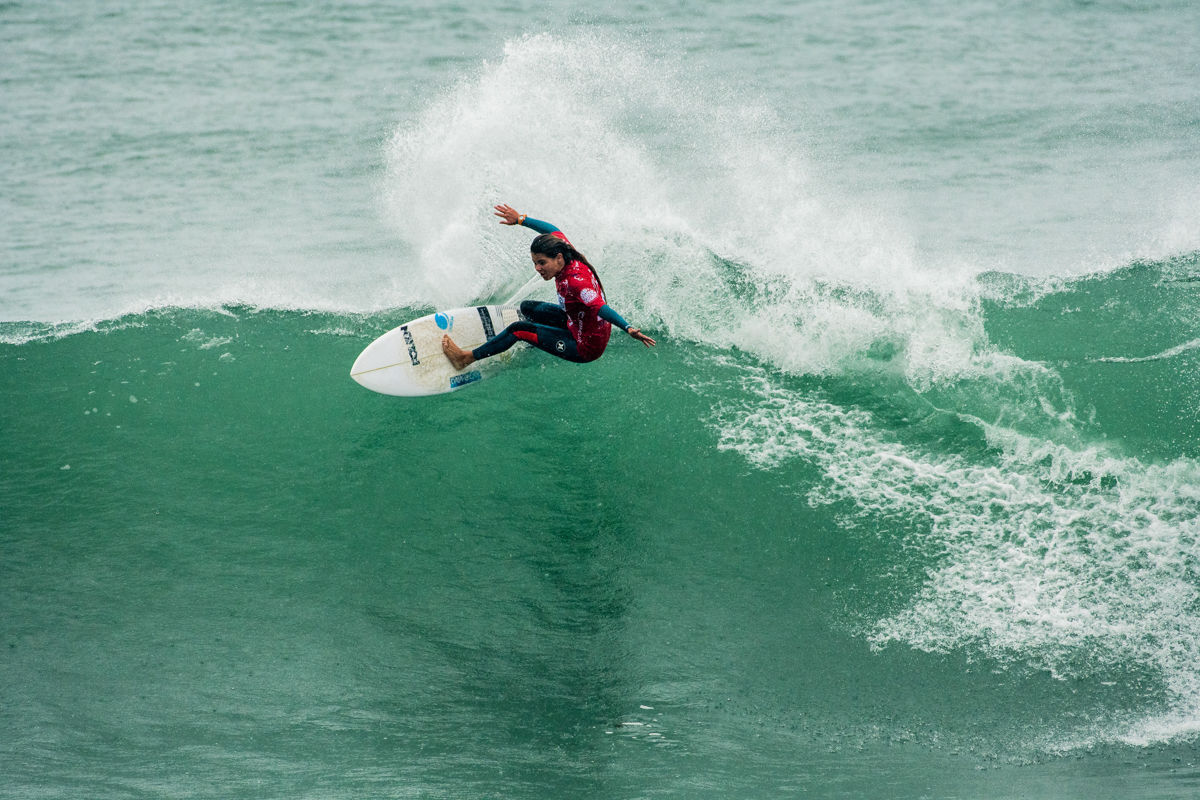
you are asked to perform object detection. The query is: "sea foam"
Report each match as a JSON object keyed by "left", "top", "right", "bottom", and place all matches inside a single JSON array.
[
  {"left": 383, "top": 33, "right": 989, "bottom": 384},
  {"left": 703, "top": 359, "right": 1200, "bottom": 748}
]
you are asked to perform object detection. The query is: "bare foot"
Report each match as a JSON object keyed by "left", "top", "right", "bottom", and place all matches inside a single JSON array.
[{"left": 442, "top": 334, "right": 476, "bottom": 371}]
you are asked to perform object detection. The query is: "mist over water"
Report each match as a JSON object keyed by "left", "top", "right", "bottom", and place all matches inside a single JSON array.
[{"left": 5, "top": 2, "right": 1200, "bottom": 797}]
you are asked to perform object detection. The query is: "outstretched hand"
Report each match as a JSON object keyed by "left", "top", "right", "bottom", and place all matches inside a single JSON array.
[
  {"left": 494, "top": 204, "right": 522, "bottom": 225},
  {"left": 628, "top": 328, "right": 656, "bottom": 348}
]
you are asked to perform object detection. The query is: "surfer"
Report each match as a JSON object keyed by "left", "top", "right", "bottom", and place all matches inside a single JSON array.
[{"left": 441, "top": 204, "right": 656, "bottom": 369}]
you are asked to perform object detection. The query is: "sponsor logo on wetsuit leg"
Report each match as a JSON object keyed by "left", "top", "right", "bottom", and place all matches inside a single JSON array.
[
  {"left": 555, "top": 340, "right": 566, "bottom": 353},
  {"left": 449, "top": 371, "right": 482, "bottom": 389},
  {"left": 401, "top": 326, "right": 419, "bottom": 365}
]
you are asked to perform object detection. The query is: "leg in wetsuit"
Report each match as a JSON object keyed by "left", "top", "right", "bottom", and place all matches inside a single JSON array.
[{"left": 471, "top": 300, "right": 586, "bottom": 363}]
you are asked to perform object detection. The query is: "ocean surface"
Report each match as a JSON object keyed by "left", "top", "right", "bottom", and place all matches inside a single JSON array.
[{"left": 4, "top": 1, "right": 1200, "bottom": 797}]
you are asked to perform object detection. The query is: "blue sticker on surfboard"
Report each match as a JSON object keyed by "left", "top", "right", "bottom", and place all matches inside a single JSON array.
[{"left": 449, "top": 370, "right": 482, "bottom": 389}]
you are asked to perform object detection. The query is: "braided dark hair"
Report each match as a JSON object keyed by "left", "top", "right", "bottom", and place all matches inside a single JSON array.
[{"left": 530, "top": 233, "right": 605, "bottom": 296}]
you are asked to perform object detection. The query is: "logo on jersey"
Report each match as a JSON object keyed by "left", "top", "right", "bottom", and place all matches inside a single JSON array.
[
  {"left": 580, "top": 288, "right": 598, "bottom": 304},
  {"left": 435, "top": 312, "right": 453, "bottom": 330}
]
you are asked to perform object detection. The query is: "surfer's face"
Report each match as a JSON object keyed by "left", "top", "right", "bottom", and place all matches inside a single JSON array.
[{"left": 531, "top": 252, "right": 566, "bottom": 280}]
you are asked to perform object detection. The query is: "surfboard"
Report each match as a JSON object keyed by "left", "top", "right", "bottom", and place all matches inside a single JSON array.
[{"left": 350, "top": 305, "right": 523, "bottom": 397}]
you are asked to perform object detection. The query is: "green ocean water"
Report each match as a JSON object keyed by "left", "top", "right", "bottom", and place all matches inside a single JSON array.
[
  {"left": 6, "top": 260, "right": 1200, "bottom": 797},
  {"left": 5, "top": 1, "right": 1200, "bottom": 797}
]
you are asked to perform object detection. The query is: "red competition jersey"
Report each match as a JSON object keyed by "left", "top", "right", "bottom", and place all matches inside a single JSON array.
[{"left": 551, "top": 232, "right": 611, "bottom": 361}]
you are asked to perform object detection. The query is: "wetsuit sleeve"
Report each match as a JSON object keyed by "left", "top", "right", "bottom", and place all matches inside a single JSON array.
[
  {"left": 520, "top": 217, "right": 561, "bottom": 236},
  {"left": 598, "top": 304, "right": 630, "bottom": 331}
]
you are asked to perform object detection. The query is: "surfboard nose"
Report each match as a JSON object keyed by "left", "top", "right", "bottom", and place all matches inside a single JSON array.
[
  {"left": 349, "top": 351, "right": 398, "bottom": 394},
  {"left": 349, "top": 350, "right": 369, "bottom": 380}
]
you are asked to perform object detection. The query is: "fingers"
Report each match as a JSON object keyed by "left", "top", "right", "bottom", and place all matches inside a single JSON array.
[
  {"left": 493, "top": 204, "right": 519, "bottom": 224},
  {"left": 628, "top": 329, "right": 657, "bottom": 347}
]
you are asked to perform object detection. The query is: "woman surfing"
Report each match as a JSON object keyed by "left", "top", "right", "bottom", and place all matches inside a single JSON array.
[{"left": 441, "top": 204, "right": 656, "bottom": 369}]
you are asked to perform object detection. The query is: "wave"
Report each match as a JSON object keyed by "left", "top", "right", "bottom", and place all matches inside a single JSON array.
[
  {"left": 704, "top": 361, "right": 1200, "bottom": 743},
  {"left": 5, "top": 246, "right": 1200, "bottom": 752},
  {"left": 692, "top": 251, "right": 1200, "bottom": 748}
]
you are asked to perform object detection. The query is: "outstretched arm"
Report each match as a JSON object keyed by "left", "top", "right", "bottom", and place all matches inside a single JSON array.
[
  {"left": 599, "top": 305, "right": 656, "bottom": 348},
  {"left": 494, "top": 204, "right": 560, "bottom": 235}
]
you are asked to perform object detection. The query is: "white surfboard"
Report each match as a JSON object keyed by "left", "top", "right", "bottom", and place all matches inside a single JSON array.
[{"left": 350, "top": 305, "right": 523, "bottom": 397}]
